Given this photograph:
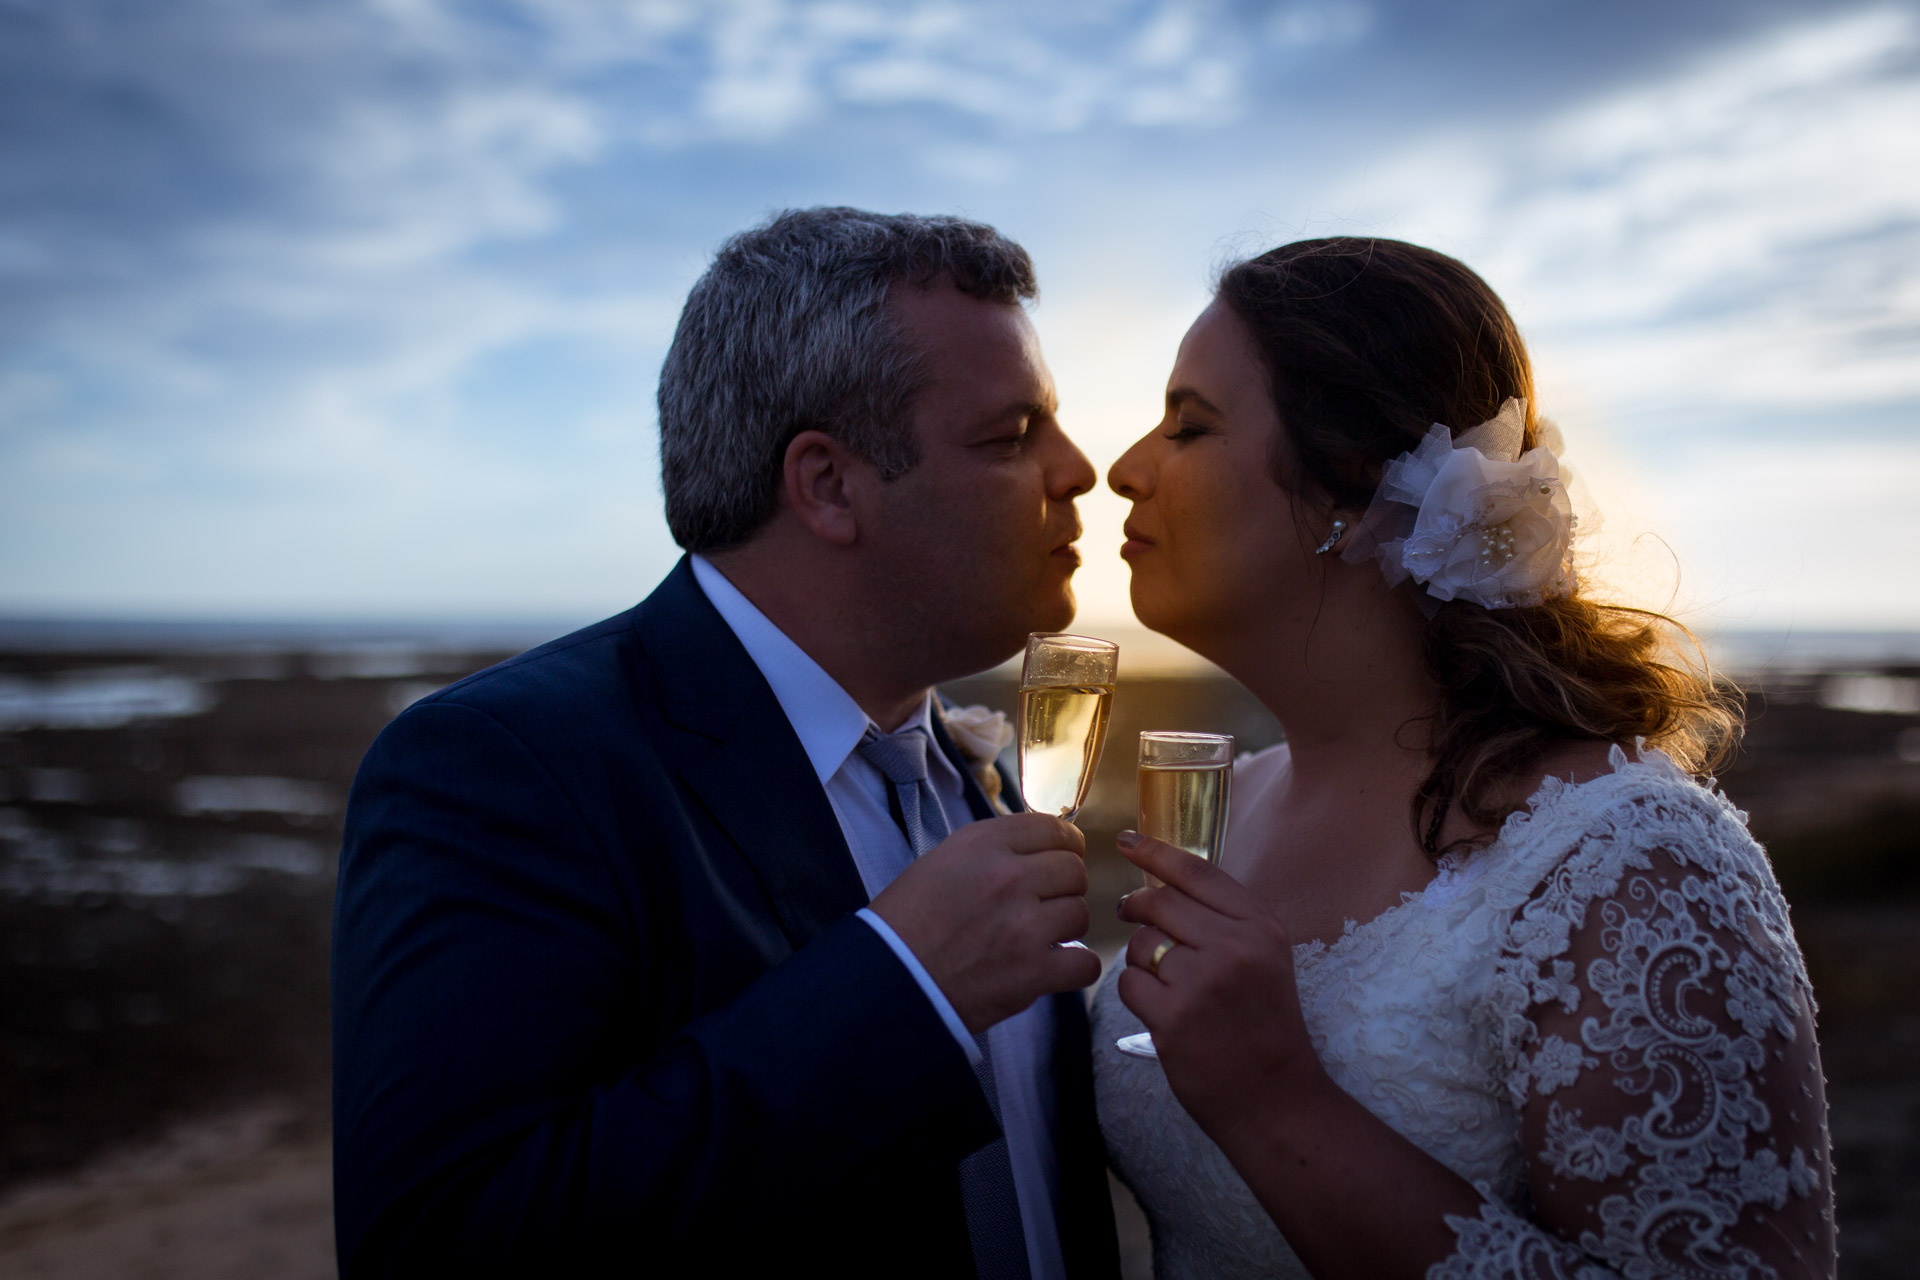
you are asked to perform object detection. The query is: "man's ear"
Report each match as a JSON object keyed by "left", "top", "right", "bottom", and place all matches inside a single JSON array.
[{"left": 782, "top": 430, "right": 866, "bottom": 547}]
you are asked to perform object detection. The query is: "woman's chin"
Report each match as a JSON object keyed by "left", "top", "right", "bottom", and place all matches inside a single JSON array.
[
  {"left": 1127, "top": 589, "right": 1191, "bottom": 644},
  {"left": 1129, "top": 592, "right": 1244, "bottom": 666}
]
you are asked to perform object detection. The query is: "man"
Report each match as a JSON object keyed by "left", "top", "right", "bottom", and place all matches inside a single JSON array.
[{"left": 331, "top": 208, "right": 1121, "bottom": 1278}]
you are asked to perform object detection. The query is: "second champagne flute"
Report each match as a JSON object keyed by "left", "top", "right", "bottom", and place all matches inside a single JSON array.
[{"left": 1117, "top": 730, "right": 1233, "bottom": 1060}]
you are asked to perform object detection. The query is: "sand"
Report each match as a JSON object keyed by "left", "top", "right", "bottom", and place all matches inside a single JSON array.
[{"left": 0, "top": 1103, "right": 334, "bottom": 1279}]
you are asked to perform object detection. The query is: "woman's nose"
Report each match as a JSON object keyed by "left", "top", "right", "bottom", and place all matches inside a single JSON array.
[{"left": 1107, "top": 431, "right": 1155, "bottom": 500}]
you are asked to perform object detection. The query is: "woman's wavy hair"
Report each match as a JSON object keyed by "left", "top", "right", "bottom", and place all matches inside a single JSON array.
[{"left": 1215, "top": 237, "right": 1741, "bottom": 857}]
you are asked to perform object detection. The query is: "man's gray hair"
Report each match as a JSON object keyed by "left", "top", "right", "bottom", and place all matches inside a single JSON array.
[{"left": 658, "top": 206, "right": 1038, "bottom": 552}]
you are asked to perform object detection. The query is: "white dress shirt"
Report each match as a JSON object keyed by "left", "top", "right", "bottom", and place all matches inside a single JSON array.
[{"left": 690, "top": 555, "right": 1067, "bottom": 1280}]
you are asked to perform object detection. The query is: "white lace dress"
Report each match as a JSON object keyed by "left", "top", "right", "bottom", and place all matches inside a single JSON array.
[{"left": 1092, "top": 745, "right": 1835, "bottom": 1279}]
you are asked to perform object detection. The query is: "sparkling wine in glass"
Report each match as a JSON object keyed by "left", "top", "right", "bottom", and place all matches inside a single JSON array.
[
  {"left": 1117, "top": 731, "right": 1234, "bottom": 1061},
  {"left": 1016, "top": 633, "right": 1118, "bottom": 823}
]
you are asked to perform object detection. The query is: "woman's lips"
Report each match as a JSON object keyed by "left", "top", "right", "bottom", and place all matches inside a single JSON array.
[{"left": 1120, "top": 528, "right": 1153, "bottom": 560}]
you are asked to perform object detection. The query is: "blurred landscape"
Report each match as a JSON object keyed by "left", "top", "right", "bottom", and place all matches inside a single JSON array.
[{"left": 2, "top": 623, "right": 1917, "bottom": 1277}]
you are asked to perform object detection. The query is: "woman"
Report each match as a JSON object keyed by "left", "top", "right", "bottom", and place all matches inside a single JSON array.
[{"left": 1092, "top": 238, "right": 1836, "bottom": 1279}]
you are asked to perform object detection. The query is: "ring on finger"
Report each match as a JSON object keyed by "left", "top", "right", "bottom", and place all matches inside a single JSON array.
[{"left": 1146, "top": 936, "right": 1177, "bottom": 977}]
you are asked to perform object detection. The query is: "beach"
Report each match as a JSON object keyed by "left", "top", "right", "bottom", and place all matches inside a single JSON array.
[{"left": 3, "top": 631, "right": 1917, "bottom": 1276}]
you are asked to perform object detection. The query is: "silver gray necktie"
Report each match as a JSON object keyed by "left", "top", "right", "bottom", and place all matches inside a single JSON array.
[{"left": 858, "top": 727, "right": 1032, "bottom": 1280}]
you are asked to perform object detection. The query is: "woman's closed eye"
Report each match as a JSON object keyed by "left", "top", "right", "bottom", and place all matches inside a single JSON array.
[{"left": 1165, "top": 418, "right": 1211, "bottom": 442}]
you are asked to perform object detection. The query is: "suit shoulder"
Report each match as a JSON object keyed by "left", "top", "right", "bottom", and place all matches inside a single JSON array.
[
  {"left": 351, "top": 604, "right": 679, "bottom": 820},
  {"left": 352, "top": 610, "right": 667, "bottom": 792},
  {"left": 419, "top": 608, "right": 650, "bottom": 726}
]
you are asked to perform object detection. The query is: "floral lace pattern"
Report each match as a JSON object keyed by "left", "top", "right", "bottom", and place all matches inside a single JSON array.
[{"left": 1092, "top": 746, "right": 1835, "bottom": 1280}]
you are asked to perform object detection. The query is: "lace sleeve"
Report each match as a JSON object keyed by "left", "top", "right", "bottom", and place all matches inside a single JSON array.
[{"left": 1434, "top": 777, "right": 1837, "bottom": 1279}]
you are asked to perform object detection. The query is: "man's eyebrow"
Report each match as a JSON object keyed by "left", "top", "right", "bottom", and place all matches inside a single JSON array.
[
  {"left": 974, "top": 399, "right": 1057, "bottom": 430},
  {"left": 1166, "top": 387, "right": 1222, "bottom": 415}
]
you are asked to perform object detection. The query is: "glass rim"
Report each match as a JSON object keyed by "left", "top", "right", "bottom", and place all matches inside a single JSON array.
[
  {"left": 1138, "top": 729, "right": 1234, "bottom": 765},
  {"left": 1026, "top": 631, "right": 1119, "bottom": 654}
]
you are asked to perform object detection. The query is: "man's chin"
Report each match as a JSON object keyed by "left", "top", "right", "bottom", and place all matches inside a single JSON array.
[
  {"left": 1032, "top": 585, "right": 1078, "bottom": 638},
  {"left": 947, "top": 595, "right": 1077, "bottom": 680}
]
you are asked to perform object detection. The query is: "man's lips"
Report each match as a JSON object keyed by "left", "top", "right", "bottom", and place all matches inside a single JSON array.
[{"left": 1050, "top": 522, "right": 1083, "bottom": 566}]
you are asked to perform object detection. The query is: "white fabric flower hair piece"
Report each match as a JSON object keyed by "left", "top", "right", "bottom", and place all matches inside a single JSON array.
[{"left": 1341, "top": 398, "right": 1577, "bottom": 610}]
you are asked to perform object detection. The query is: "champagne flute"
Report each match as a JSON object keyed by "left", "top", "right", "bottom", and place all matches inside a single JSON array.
[
  {"left": 1016, "top": 633, "right": 1118, "bottom": 823},
  {"left": 1116, "top": 731, "right": 1233, "bottom": 1060}
]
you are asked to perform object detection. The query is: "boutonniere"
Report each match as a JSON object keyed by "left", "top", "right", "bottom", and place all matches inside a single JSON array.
[{"left": 942, "top": 704, "right": 1015, "bottom": 814}]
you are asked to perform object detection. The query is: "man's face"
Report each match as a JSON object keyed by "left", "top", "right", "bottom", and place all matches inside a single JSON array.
[{"left": 860, "top": 282, "right": 1096, "bottom": 681}]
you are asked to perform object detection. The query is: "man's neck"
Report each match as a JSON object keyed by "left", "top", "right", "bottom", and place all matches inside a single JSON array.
[{"left": 701, "top": 547, "right": 930, "bottom": 731}]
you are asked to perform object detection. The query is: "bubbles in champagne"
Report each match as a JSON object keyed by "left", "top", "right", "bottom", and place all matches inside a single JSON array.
[
  {"left": 1137, "top": 762, "right": 1231, "bottom": 863},
  {"left": 1018, "top": 684, "right": 1113, "bottom": 819}
]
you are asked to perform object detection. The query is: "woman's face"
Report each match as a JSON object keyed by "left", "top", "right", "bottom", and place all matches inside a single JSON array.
[{"left": 1107, "top": 299, "right": 1322, "bottom": 648}]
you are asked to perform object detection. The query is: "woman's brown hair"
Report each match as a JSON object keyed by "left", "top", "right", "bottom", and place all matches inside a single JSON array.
[{"left": 1215, "top": 237, "right": 1740, "bottom": 856}]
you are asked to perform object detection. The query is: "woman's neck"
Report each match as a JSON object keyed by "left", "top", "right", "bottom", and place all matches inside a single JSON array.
[{"left": 1204, "top": 587, "right": 1439, "bottom": 797}]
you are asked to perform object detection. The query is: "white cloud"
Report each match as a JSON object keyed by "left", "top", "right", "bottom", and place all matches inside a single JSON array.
[
  {"left": 658, "top": 0, "right": 1251, "bottom": 138},
  {"left": 1267, "top": 1, "right": 1372, "bottom": 48},
  {"left": 1301, "top": 7, "right": 1920, "bottom": 627},
  {"left": 1344, "top": 7, "right": 1920, "bottom": 419},
  {"left": 5, "top": 0, "right": 1912, "bottom": 628}
]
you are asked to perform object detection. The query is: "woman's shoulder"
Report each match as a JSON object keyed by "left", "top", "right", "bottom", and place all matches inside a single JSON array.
[
  {"left": 1232, "top": 739, "right": 1293, "bottom": 792},
  {"left": 1223, "top": 741, "right": 1291, "bottom": 840},
  {"left": 1234, "top": 738, "right": 1292, "bottom": 774},
  {"left": 1507, "top": 742, "right": 1748, "bottom": 847},
  {"left": 1488, "top": 742, "right": 1778, "bottom": 920}
]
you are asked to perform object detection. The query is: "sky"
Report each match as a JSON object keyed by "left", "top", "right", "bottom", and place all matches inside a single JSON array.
[{"left": 2, "top": 0, "right": 1917, "bottom": 635}]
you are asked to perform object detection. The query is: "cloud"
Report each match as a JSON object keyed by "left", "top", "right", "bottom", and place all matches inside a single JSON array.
[
  {"left": 1266, "top": 1, "right": 1372, "bottom": 49},
  {"left": 1, "top": 0, "right": 1910, "bottom": 623},
  {"left": 1294, "top": 7, "right": 1920, "bottom": 625},
  {"left": 675, "top": 0, "right": 1250, "bottom": 138},
  {"left": 1340, "top": 7, "right": 1920, "bottom": 428}
]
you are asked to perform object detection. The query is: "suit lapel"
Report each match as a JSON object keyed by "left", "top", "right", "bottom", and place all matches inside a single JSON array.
[{"left": 633, "top": 559, "right": 867, "bottom": 949}]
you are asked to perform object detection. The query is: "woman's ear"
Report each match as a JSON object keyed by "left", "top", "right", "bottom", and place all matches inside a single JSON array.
[
  {"left": 782, "top": 430, "right": 863, "bottom": 547},
  {"left": 1295, "top": 486, "right": 1352, "bottom": 555}
]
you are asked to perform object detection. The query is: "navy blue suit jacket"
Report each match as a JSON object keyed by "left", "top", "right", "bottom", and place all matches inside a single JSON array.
[{"left": 331, "top": 558, "right": 1121, "bottom": 1277}]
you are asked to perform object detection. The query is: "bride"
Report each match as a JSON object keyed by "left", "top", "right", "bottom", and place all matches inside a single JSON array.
[{"left": 1090, "top": 237, "right": 1836, "bottom": 1278}]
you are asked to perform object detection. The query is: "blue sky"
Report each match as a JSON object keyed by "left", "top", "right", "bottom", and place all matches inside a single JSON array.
[{"left": 2, "top": 0, "right": 1917, "bottom": 631}]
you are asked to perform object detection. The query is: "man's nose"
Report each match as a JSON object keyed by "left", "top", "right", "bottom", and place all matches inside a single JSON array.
[{"left": 1049, "top": 431, "right": 1097, "bottom": 501}]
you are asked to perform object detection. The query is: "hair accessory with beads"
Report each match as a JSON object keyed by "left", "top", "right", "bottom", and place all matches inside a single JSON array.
[{"left": 1339, "top": 398, "right": 1577, "bottom": 610}]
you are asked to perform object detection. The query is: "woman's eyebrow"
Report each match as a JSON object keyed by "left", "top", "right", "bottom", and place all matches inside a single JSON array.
[{"left": 1166, "top": 387, "right": 1222, "bottom": 415}]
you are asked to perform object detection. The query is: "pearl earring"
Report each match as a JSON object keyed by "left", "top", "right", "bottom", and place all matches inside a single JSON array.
[{"left": 1313, "top": 519, "right": 1348, "bottom": 556}]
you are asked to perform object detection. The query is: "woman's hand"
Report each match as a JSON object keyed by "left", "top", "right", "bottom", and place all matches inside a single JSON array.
[{"left": 1114, "top": 830, "right": 1330, "bottom": 1136}]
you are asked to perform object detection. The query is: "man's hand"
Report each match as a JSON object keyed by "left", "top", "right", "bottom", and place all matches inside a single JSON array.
[{"left": 868, "top": 814, "right": 1100, "bottom": 1033}]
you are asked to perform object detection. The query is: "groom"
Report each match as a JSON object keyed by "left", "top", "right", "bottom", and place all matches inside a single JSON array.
[{"left": 331, "top": 208, "right": 1120, "bottom": 1278}]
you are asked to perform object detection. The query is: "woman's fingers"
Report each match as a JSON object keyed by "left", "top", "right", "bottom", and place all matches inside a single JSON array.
[
  {"left": 1115, "top": 963, "right": 1174, "bottom": 1028},
  {"left": 1124, "top": 925, "right": 1181, "bottom": 979},
  {"left": 1118, "top": 882, "right": 1225, "bottom": 947},
  {"left": 1115, "top": 831, "right": 1248, "bottom": 916}
]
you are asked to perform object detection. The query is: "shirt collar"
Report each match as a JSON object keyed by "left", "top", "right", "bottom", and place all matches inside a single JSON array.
[{"left": 690, "top": 555, "right": 938, "bottom": 785}]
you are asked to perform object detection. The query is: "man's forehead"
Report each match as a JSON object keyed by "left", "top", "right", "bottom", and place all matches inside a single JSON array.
[
  {"left": 887, "top": 276, "right": 1029, "bottom": 333},
  {"left": 892, "top": 280, "right": 1048, "bottom": 373}
]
